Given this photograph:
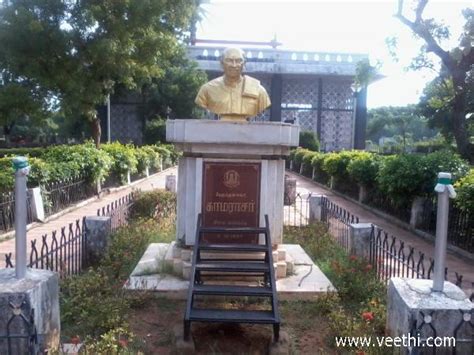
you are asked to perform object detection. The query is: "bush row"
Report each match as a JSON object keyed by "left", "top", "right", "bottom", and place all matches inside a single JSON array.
[
  {"left": 288, "top": 148, "right": 472, "bottom": 211},
  {"left": 0, "top": 142, "right": 179, "bottom": 192}
]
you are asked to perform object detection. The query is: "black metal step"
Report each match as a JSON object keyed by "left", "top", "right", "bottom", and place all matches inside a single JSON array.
[
  {"left": 199, "top": 227, "right": 266, "bottom": 234},
  {"left": 195, "top": 261, "right": 270, "bottom": 273},
  {"left": 189, "top": 308, "right": 277, "bottom": 324},
  {"left": 199, "top": 243, "right": 268, "bottom": 252},
  {"left": 193, "top": 284, "right": 273, "bottom": 297}
]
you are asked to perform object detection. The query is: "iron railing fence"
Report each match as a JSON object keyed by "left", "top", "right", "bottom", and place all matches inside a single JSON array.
[
  {"left": 321, "top": 196, "right": 359, "bottom": 253},
  {"left": 0, "top": 301, "right": 38, "bottom": 355},
  {"left": 3, "top": 193, "right": 138, "bottom": 274},
  {"left": 368, "top": 225, "right": 464, "bottom": 287},
  {"left": 0, "top": 175, "right": 95, "bottom": 234},
  {"left": 4, "top": 218, "right": 87, "bottom": 278},
  {"left": 0, "top": 192, "right": 34, "bottom": 234},
  {"left": 43, "top": 176, "right": 96, "bottom": 217},
  {"left": 284, "top": 192, "right": 311, "bottom": 227},
  {"left": 418, "top": 197, "right": 473, "bottom": 254},
  {"left": 316, "top": 197, "right": 466, "bottom": 289},
  {"left": 409, "top": 309, "right": 473, "bottom": 355},
  {"left": 97, "top": 192, "right": 135, "bottom": 231}
]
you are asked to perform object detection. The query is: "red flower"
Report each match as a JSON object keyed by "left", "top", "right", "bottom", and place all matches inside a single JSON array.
[
  {"left": 362, "top": 311, "right": 374, "bottom": 322},
  {"left": 356, "top": 351, "right": 366, "bottom": 355},
  {"left": 365, "top": 264, "right": 373, "bottom": 271},
  {"left": 350, "top": 255, "right": 357, "bottom": 261},
  {"left": 70, "top": 336, "right": 80, "bottom": 345},
  {"left": 118, "top": 339, "right": 128, "bottom": 348}
]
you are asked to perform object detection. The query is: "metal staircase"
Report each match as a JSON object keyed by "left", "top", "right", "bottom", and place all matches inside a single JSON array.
[{"left": 184, "top": 214, "right": 280, "bottom": 341}]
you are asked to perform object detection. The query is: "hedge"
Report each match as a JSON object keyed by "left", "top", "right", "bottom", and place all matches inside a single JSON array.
[
  {"left": 288, "top": 148, "right": 472, "bottom": 211},
  {"left": 0, "top": 142, "right": 178, "bottom": 193}
]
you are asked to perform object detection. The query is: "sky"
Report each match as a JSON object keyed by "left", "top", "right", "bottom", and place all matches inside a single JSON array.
[{"left": 196, "top": 0, "right": 472, "bottom": 108}]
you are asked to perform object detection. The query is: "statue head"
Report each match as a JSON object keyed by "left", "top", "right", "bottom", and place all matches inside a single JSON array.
[{"left": 220, "top": 47, "right": 245, "bottom": 80}]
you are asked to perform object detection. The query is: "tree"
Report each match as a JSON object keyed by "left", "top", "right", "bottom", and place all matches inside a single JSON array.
[
  {"left": 0, "top": 0, "right": 197, "bottom": 147},
  {"left": 418, "top": 69, "right": 474, "bottom": 142},
  {"left": 139, "top": 50, "right": 207, "bottom": 120},
  {"left": 395, "top": 1, "right": 474, "bottom": 162},
  {"left": 367, "top": 105, "right": 437, "bottom": 150}
]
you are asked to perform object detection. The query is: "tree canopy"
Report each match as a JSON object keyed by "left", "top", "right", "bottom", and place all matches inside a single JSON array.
[
  {"left": 394, "top": 0, "right": 473, "bottom": 162},
  {"left": 0, "top": 0, "right": 198, "bottom": 146}
]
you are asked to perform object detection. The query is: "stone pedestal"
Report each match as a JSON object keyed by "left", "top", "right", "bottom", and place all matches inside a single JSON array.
[
  {"left": 84, "top": 216, "right": 111, "bottom": 266},
  {"left": 166, "top": 119, "right": 299, "bottom": 246},
  {"left": 0, "top": 269, "right": 60, "bottom": 354},
  {"left": 387, "top": 278, "right": 473, "bottom": 354}
]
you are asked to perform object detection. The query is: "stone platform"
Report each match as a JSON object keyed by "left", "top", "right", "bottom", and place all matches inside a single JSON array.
[{"left": 124, "top": 243, "right": 335, "bottom": 300}]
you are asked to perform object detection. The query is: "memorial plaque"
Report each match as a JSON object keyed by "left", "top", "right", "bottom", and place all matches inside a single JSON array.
[{"left": 202, "top": 162, "right": 261, "bottom": 244}]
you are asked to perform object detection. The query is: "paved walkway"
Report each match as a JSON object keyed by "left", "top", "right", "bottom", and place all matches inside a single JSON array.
[
  {"left": 287, "top": 171, "right": 474, "bottom": 295},
  {"left": 0, "top": 167, "right": 177, "bottom": 267}
]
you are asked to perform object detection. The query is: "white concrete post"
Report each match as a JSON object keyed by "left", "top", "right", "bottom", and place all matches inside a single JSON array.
[
  {"left": 127, "top": 170, "right": 131, "bottom": 185},
  {"left": 13, "top": 157, "right": 30, "bottom": 279},
  {"left": 432, "top": 172, "right": 456, "bottom": 292},
  {"left": 145, "top": 166, "right": 150, "bottom": 177},
  {"left": 349, "top": 223, "right": 373, "bottom": 259},
  {"left": 166, "top": 174, "right": 177, "bottom": 193},
  {"left": 308, "top": 195, "right": 323, "bottom": 222}
]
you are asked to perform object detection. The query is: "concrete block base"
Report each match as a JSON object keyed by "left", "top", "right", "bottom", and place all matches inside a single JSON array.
[
  {"left": 125, "top": 243, "right": 335, "bottom": 300},
  {"left": 0, "top": 269, "right": 60, "bottom": 354},
  {"left": 270, "top": 330, "right": 290, "bottom": 355},
  {"left": 387, "top": 278, "right": 473, "bottom": 353},
  {"left": 173, "top": 324, "right": 195, "bottom": 354}
]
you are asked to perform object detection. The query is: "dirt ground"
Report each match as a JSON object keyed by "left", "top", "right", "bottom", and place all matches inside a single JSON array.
[{"left": 128, "top": 297, "right": 336, "bottom": 354}]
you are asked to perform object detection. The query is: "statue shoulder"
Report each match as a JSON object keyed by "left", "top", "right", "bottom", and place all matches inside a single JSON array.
[
  {"left": 204, "top": 76, "right": 225, "bottom": 88},
  {"left": 243, "top": 75, "right": 261, "bottom": 86}
]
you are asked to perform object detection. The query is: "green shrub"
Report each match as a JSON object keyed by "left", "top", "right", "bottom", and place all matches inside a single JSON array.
[
  {"left": 293, "top": 148, "right": 312, "bottom": 172},
  {"left": 60, "top": 269, "right": 129, "bottom": 337},
  {"left": 322, "top": 151, "right": 364, "bottom": 181},
  {"left": 83, "top": 327, "right": 142, "bottom": 354},
  {"left": 130, "top": 190, "right": 176, "bottom": 221},
  {"left": 0, "top": 157, "right": 14, "bottom": 192},
  {"left": 299, "top": 130, "right": 320, "bottom": 151},
  {"left": 42, "top": 142, "right": 112, "bottom": 183},
  {"left": 347, "top": 152, "right": 382, "bottom": 187},
  {"left": 301, "top": 150, "right": 316, "bottom": 176},
  {"left": 143, "top": 119, "right": 166, "bottom": 145},
  {"left": 310, "top": 152, "right": 329, "bottom": 184},
  {"left": 0, "top": 147, "right": 46, "bottom": 158},
  {"left": 376, "top": 151, "right": 469, "bottom": 207},
  {"left": 454, "top": 169, "right": 474, "bottom": 212},
  {"left": 141, "top": 145, "right": 161, "bottom": 170},
  {"left": 101, "top": 142, "right": 139, "bottom": 182}
]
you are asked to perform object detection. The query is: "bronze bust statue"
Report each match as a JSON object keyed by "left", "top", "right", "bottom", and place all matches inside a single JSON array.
[{"left": 195, "top": 47, "right": 271, "bottom": 122}]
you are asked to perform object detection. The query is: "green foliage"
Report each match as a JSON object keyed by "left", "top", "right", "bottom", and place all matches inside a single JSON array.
[
  {"left": 299, "top": 131, "right": 320, "bottom": 151},
  {"left": 130, "top": 190, "right": 177, "bottom": 221},
  {"left": 60, "top": 269, "right": 129, "bottom": 338},
  {"left": 43, "top": 142, "right": 113, "bottom": 183},
  {"left": 101, "top": 142, "right": 139, "bottom": 182},
  {"left": 0, "top": 0, "right": 198, "bottom": 144},
  {"left": 322, "top": 151, "right": 365, "bottom": 182},
  {"left": 394, "top": 3, "right": 474, "bottom": 162},
  {"left": 0, "top": 147, "right": 46, "bottom": 158},
  {"left": 140, "top": 51, "right": 207, "bottom": 120},
  {"left": 367, "top": 105, "right": 438, "bottom": 149},
  {"left": 377, "top": 151, "right": 469, "bottom": 206},
  {"left": 61, "top": 191, "right": 176, "bottom": 339},
  {"left": 310, "top": 152, "right": 329, "bottom": 184},
  {"left": 454, "top": 169, "right": 474, "bottom": 212},
  {"left": 284, "top": 224, "right": 386, "bottom": 343},
  {"left": 82, "top": 327, "right": 143, "bottom": 354},
  {"left": 347, "top": 152, "right": 382, "bottom": 187},
  {"left": 143, "top": 119, "right": 167, "bottom": 145}
]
